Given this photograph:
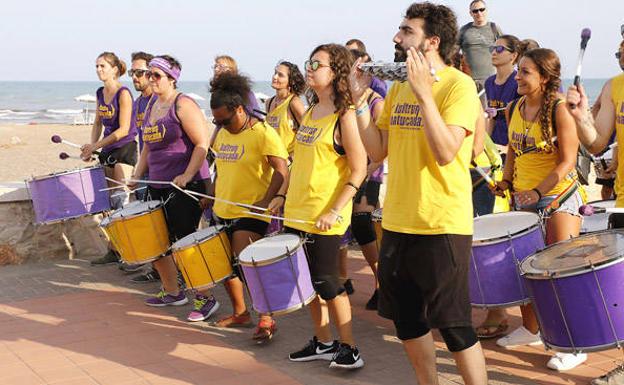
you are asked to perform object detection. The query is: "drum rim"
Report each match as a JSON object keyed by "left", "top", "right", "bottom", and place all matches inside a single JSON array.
[
  {"left": 252, "top": 292, "right": 316, "bottom": 316},
  {"left": 472, "top": 212, "right": 542, "bottom": 245},
  {"left": 543, "top": 339, "right": 624, "bottom": 354},
  {"left": 176, "top": 269, "right": 232, "bottom": 291},
  {"left": 106, "top": 200, "right": 163, "bottom": 221},
  {"left": 170, "top": 226, "right": 226, "bottom": 251},
  {"left": 120, "top": 253, "right": 164, "bottom": 265},
  {"left": 36, "top": 210, "right": 109, "bottom": 225},
  {"left": 238, "top": 234, "right": 303, "bottom": 267},
  {"left": 520, "top": 229, "right": 624, "bottom": 279},
  {"left": 471, "top": 298, "right": 531, "bottom": 309},
  {"left": 28, "top": 166, "right": 105, "bottom": 181}
]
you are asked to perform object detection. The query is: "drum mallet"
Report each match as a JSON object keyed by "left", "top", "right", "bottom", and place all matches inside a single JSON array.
[
  {"left": 474, "top": 166, "right": 496, "bottom": 187},
  {"left": 579, "top": 205, "right": 624, "bottom": 216},
  {"left": 51, "top": 135, "right": 102, "bottom": 155},
  {"left": 569, "top": 28, "right": 591, "bottom": 110}
]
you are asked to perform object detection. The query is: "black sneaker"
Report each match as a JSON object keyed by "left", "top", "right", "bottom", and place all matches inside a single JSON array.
[
  {"left": 365, "top": 290, "right": 378, "bottom": 311},
  {"left": 131, "top": 269, "right": 160, "bottom": 284},
  {"left": 289, "top": 336, "right": 339, "bottom": 362},
  {"left": 329, "top": 343, "right": 364, "bottom": 369},
  {"left": 91, "top": 250, "right": 120, "bottom": 266},
  {"left": 119, "top": 262, "right": 144, "bottom": 273},
  {"left": 343, "top": 279, "right": 354, "bottom": 295}
]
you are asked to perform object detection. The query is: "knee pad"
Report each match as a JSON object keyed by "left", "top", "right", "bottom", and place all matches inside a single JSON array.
[
  {"left": 394, "top": 320, "right": 430, "bottom": 341},
  {"left": 351, "top": 212, "right": 376, "bottom": 246},
  {"left": 312, "top": 274, "right": 343, "bottom": 300},
  {"left": 439, "top": 326, "right": 478, "bottom": 352}
]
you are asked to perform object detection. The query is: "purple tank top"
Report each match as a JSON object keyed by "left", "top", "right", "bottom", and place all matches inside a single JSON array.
[
  {"left": 142, "top": 94, "right": 210, "bottom": 188},
  {"left": 132, "top": 94, "right": 152, "bottom": 152},
  {"left": 484, "top": 71, "right": 519, "bottom": 146},
  {"left": 96, "top": 86, "right": 137, "bottom": 152}
]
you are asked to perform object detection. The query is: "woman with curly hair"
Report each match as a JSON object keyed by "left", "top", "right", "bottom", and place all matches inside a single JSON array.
[
  {"left": 492, "top": 48, "right": 587, "bottom": 370},
  {"left": 269, "top": 43, "right": 367, "bottom": 369},
  {"left": 265, "top": 60, "right": 306, "bottom": 155}
]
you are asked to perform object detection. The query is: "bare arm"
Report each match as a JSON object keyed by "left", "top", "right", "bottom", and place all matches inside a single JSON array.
[
  {"left": 173, "top": 96, "right": 209, "bottom": 187},
  {"left": 289, "top": 96, "right": 306, "bottom": 128},
  {"left": 90, "top": 107, "right": 102, "bottom": 144},
  {"left": 257, "top": 155, "right": 288, "bottom": 207},
  {"left": 567, "top": 82, "right": 616, "bottom": 154},
  {"left": 133, "top": 145, "right": 149, "bottom": 179},
  {"left": 486, "top": 113, "right": 494, "bottom": 135}
]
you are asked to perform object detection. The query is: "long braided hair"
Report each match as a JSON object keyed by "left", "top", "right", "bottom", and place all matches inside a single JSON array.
[{"left": 522, "top": 48, "right": 561, "bottom": 152}]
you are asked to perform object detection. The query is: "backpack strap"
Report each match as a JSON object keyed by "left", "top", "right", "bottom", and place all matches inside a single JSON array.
[{"left": 490, "top": 22, "right": 501, "bottom": 40}]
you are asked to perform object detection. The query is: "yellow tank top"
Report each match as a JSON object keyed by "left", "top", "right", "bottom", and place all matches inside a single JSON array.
[
  {"left": 611, "top": 74, "right": 624, "bottom": 207},
  {"left": 284, "top": 108, "right": 351, "bottom": 235},
  {"left": 508, "top": 98, "right": 576, "bottom": 195},
  {"left": 266, "top": 94, "right": 296, "bottom": 154}
]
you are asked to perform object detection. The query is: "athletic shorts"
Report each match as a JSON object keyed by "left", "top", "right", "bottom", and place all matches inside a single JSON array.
[
  {"left": 99, "top": 141, "right": 137, "bottom": 167},
  {"left": 354, "top": 180, "right": 381, "bottom": 207},
  {"left": 212, "top": 216, "right": 269, "bottom": 278},
  {"left": 377, "top": 230, "right": 473, "bottom": 329}
]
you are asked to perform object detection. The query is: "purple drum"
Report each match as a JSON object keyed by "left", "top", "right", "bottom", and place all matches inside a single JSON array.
[
  {"left": 28, "top": 166, "right": 110, "bottom": 224},
  {"left": 521, "top": 230, "right": 624, "bottom": 353},
  {"left": 470, "top": 211, "right": 545, "bottom": 308},
  {"left": 238, "top": 233, "right": 316, "bottom": 315}
]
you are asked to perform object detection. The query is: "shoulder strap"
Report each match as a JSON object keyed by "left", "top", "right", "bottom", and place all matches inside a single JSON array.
[
  {"left": 266, "top": 96, "right": 275, "bottom": 112},
  {"left": 288, "top": 96, "right": 300, "bottom": 128},
  {"left": 490, "top": 22, "right": 500, "bottom": 40},
  {"left": 173, "top": 93, "right": 185, "bottom": 123},
  {"left": 505, "top": 97, "right": 521, "bottom": 127}
]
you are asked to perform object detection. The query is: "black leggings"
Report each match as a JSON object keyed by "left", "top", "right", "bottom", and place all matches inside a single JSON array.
[{"left": 146, "top": 180, "right": 206, "bottom": 242}]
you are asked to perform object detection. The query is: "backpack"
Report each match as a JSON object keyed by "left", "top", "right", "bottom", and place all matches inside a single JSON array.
[{"left": 506, "top": 98, "right": 592, "bottom": 185}]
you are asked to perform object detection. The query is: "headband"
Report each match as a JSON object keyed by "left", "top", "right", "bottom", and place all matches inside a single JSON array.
[{"left": 149, "top": 57, "right": 181, "bottom": 81}]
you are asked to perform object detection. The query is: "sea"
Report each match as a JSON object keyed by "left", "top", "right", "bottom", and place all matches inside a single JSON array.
[{"left": 0, "top": 79, "right": 608, "bottom": 125}]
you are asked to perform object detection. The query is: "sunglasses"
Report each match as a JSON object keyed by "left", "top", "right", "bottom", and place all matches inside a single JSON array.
[
  {"left": 212, "top": 110, "right": 237, "bottom": 127},
  {"left": 489, "top": 45, "right": 511, "bottom": 54},
  {"left": 146, "top": 71, "right": 165, "bottom": 81},
  {"left": 128, "top": 69, "right": 149, "bottom": 78},
  {"left": 471, "top": 7, "right": 486, "bottom": 14},
  {"left": 304, "top": 60, "right": 331, "bottom": 72},
  {"left": 617, "top": 52, "right": 622, "bottom": 60}
]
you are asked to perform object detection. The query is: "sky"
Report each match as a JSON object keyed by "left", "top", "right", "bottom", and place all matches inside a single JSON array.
[{"left": 1, "top": 0, "right": 623, "bottom": 81}]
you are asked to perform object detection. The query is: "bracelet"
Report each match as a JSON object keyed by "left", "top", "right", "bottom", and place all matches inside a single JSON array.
[
  {"left": 532, "top": 188, "right": 543, "bottom": 200},
  {"left": 502, "top": 179, "right": 513, "bottom": 188},
  {"left": 330, "top": 208, "right": 344, "bottom": 223},
  {"left": 346, "top": 181, "right": 359, "bottom": 191},
  {"left": 355, "top": 103, "right": 369, "bottom": 117},
  {"left": 274, "top": 194, "right": 286, "bottom": 200}
]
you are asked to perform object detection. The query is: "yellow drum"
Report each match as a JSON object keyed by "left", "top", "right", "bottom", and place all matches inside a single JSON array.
[
  {"left": 172, "top": 226, "right": 233, "bottom": 290},
  {"left": 372, "top": 208, "right": 383, "bottom": 250},
  {"left": 100, "top": 200, "right": 170, "bottom": 264}
]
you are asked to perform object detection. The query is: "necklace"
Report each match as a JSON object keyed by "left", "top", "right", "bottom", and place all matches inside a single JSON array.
[{"left": 520, "top": 99, "right": 541, "bottom": 150}]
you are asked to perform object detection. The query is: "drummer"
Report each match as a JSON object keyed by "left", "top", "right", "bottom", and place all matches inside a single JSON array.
[
  {"left": 269, "top": 43, "right": 367, "bottom": 369},
  {"left": 130, "top": 55, "right": 211, "bottom": 307},
  {"left": 195, "top": 72, "right": 289, "bottom": 343},
  {"left": 566, "top": 36, "right": 624, "bottom": 385},
  {"left": 493, "top": 48, "right": 587, "bottom": 370}
]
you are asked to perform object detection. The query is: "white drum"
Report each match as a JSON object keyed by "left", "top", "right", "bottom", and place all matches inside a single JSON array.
[{"left": 581, "top": 200, "right": 616, "bottom": 234}]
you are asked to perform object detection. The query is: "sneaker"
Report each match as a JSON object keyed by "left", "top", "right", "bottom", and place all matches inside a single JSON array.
[
  {"left": 496, "top": 326, "right": 542, "bottom": 348},
  {"left": 187, "top": 295, "right": 220, "bottom": 322},
  {"left": 253, "top": 318, "right": 277, "bottom": 343},
  {"left": 145, "top": 290, "right": 188, "bottom": 307},
  {"left": 91, "top": 250, "right": 120, "bottom": 266},
  {"left": 365, "top": 290, "right": 378, "bottom": 311},
  {"left": 131, "top": 269, "right": 160, "bottom": 284},
  {"left": 592, "top": 364, "right": 624, "bottom": 385},
  {"left": 289, "top": 336, "right": 339, "bottom": 362},
  {"left": 213, "top": 311, "right": 252, "bottom": 328},
  {"left": 329, "top": 343, "right": 364, "bottom": 369},
  {"left": 547, "top": 352, "right": 588, "bottom": 371},
  {"left": 343, "top": 279, "right": 355, "bottom": 295},
  {"left": 119, "top": 262, "right": 144, "bottom": 273}
]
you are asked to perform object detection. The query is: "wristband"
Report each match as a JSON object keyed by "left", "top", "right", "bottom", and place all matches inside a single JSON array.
[
  {"left": 532, "top": 188, "right": 543, "bottom": 200},
  {"left": 346, "top": 181, "right": 359, "bottom": 191},
  {"left": 355, "top": 103, "right": 369, "bottom": 117},
  {"left": 274, "top": 194, "right": 286, "bottom": 200}
]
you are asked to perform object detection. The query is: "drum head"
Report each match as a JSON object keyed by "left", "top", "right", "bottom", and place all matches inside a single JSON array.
[
  {"left": 110, "top": 200, "right": 161, "bottom": 218},
  {"left": 473, "top": 211, "right": 540, "bottom": 242},
  {"left": 172, "top": 226, "right": 222, "bottom": 249},
  {"left": 581, "top": 200, "right": 616, "bottom": 233},
  {"left": 372, "top": 208, "right": 382, "bottom": 221},
  {"left": 521, "top": 230, "right": 624, "bottom": 278},
  {"left": 238, "top": 234, "right": 302, "bottom": 264}
]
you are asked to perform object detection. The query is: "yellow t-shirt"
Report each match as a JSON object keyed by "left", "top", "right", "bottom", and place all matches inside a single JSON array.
[
  {"left": 212, "top": 120, "right": 289, "bottom": 222},
  {"left": 377, "top": 66, "right": 479, "bottom": 235},
  {"left": 611, "top": 74, "right": 624, "bottom": 207},
  {"left": 266, "top": 95, "right": 297, "bottom": 154},
  {"left": 284, "top": 108, "right": 351, "bottom": 235},
  {"left": 508, "top": 98, "right": 576, "bottom": 195}
]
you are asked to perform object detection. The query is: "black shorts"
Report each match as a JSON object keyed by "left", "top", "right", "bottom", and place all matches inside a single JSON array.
[
  {"left": 377, "top": 230, "right": 473, "bottom": 330},
  {"left": 99, "top": 141, "right": 138, "bottom": 167},
  {"left": 354, "top": 180, "right": 381, "bottom": 207},
  {"left": 609, "top": 213, "right": 624, "bottom": 229},
  {"left": 146, "top": 180, "right": 205, "bottom": 242},
  {"left": 284, "top": 227, "right": 344, "bottom": 300},
  {"left": 596, "top": 177, "right": 615, "bottom": 188},
  {"left": 214, "top": 217, "right": 270, "bottom": 238}
]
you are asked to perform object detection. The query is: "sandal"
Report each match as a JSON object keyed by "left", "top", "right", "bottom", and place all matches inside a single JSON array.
[
  {"left": 252, "top": 318, "right": 277, "bottom": 343},
  {"left": 213, "top": 311, "right": 252, "bottom": 328},
  {"left": 476, "top": 319, "right": 509, "bottom": 339}
]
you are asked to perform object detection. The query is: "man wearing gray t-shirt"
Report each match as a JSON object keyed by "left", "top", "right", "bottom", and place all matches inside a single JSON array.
[{"left": 458, "top": 0, "right": 502, "bottom": 82}]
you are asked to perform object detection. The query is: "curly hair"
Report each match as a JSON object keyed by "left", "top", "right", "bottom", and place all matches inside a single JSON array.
[
  {"left": 404, "top": 2, "right": 458, "bottom": 64},
  {"left": 209, "top": 72, "right": 251, "bottom": 110},
  {"left": 305, "top": 44, "right": 354, "bottom": 115},
  {"left": 522, "top": 48, "right": 561, "bottom": 150},
  {"left": 518, "top": 39, "right": 540, "bottom": 58},
  {"left": 277, "top": 61, "right": 306, "bottom": 96}
]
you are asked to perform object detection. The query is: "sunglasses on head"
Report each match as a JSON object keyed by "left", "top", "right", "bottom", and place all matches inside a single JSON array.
[
  {"left": 212, "top": 110, "right": 237, "bottom": 127},
  {"left": 128, "top": 69, "right": 149, "bottom": 78},
  {"left": 304, "top": 60, "right": 331, "bottom": 72},
  {"left": 471, "top": 7, "right": 486, "bottom": 14},
  {"left": 489, "top": 45, "right": 511, "bottom": 54}
]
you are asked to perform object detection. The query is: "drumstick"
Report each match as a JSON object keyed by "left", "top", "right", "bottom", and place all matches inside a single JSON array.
[
  {"left": 105, "top": 176, "right": 126, "bottom": 186},
  {"left": 99, "top": 185, "right": 127, "bottom": 192},
  {"left": 473, "top": 166, "right": 495, "bottom": 187},
  {"left": 184, "top": 190, "right": 267, "bottom": 211},
  {"left": 243, "top": 210, "right": 315, "bottom": 225},
  {"left": 169, "top": 182, "right": 199, "bottom": 202},
  {"left": 51, "top": 135, "right": 102, "bottom": 155},
  {"left": 110, "top": 186, "right": 146, "bottom": 198},
  {"left": 579, "top": 205, "right": 624, "bottom": 216},
  {"left": 124, "top": 178, "right": 171, "bottom": 185}
]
